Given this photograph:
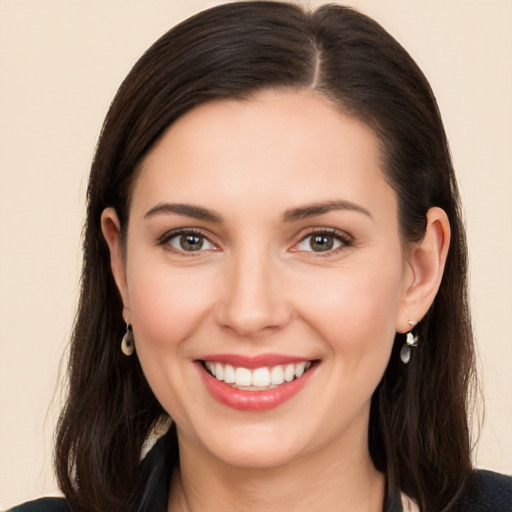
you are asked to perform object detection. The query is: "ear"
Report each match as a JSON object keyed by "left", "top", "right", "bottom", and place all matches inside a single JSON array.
[
  {"left": 101, "top": 207, "right": 131, "bottom": 319},
  {"left": 396, "top": 207, "right": 451, "bottom": 333}
]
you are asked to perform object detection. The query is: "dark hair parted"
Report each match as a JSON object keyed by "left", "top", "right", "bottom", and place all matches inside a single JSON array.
[{"left": 55, "top": 2, "right": 476, "bottom": 511}]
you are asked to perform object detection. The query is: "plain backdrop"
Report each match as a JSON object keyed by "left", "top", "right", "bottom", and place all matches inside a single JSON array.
[{"left": 1, "top": 0, "right": 511, "bottom": 508}]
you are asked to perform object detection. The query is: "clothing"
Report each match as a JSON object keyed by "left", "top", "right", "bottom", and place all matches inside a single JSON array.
[
  {"left": 401, "top": 493, "right": 419, "bottom": 512},
  {"left": 8, "top": 429, "right": 512, "bottom": 512}
]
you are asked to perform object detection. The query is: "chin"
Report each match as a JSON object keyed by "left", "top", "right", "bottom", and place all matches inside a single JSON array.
[
  {"left": 214, "top": 443, "right": 304, "bottom": 470},
  {"left": 190, "top": 421, "right": 309, "bottom": 469}
]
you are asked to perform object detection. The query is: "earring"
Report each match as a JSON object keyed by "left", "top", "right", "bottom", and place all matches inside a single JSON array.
[
  {"left": 121, "top": 323, "right": 135, "bottom": 356},
  {"left": 400, "top": 321, "right": 418, "bottom": 364}
]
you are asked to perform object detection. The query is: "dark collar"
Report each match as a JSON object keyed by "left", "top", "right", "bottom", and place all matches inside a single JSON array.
[{"left": 135, "top": 424, "right": 178, "bottom": 512}]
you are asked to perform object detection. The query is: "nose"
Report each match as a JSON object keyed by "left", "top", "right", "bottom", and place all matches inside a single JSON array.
[{"left": 215, "top": 249, "right": 291, "bottom": 338}]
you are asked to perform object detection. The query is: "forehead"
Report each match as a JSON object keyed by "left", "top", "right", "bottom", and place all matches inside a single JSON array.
[{"left": 132, "top": 89, "right": 395, "bottom": 217}]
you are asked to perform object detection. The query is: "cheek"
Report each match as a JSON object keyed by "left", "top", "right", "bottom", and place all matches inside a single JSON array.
[
  {"left": 126, "top": 259, "right": 216, "bottom": 351},
  {"left": 124, "top": 260, "right": 217, "bottom": 423},
  {"left": 294, "top": 257, "right": 404, "bottom": 361}
]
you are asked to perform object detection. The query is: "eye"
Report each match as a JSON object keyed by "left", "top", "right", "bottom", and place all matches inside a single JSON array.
[
  {"left": 163, "top": 231, "right": 216, "bottom": 253},
  {"left": 294, "top": 230, "right": 351, "bottom": 253}
]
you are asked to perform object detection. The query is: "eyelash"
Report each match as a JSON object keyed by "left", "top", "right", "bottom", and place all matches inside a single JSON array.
[
  {"left": 157, "top": 227, "right": 353, "bottom": 256},
  {"left": 292, "top": 228, "right": 353, "bottom": 256},
  {"left": 157, "top": 228, "right": 217, "bottom": 256}
]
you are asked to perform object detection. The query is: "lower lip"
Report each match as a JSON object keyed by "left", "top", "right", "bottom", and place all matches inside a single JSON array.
[{"left": 198, "top": 362, "right": 317, "bottom": 411}]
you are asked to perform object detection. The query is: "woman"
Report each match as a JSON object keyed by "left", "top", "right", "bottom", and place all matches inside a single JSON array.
[{"left": 9, "top": 2, "right": 511, "bottom": 511}]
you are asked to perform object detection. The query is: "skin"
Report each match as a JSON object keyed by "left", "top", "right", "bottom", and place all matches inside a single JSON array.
[{"left": 102, "top": 89, "right": 450, "bottom": 511}]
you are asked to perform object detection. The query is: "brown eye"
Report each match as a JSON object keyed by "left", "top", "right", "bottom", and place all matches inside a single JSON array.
[
  {"left": 166, "top": 231, "right": 215, "bottom": 252},
  {"left": 294, "top": 231, "right": 350, "bottom": 254},
  {"left": 309, "top": 234, "right": 334, "bottom": 252},
  {"left": 180, "top": 234, "right": 204, "bottom": 251}
]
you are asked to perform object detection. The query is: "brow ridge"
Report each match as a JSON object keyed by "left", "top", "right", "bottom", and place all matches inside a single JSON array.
[
  {"left": 282, "top": 200, "right": 372, "bottom": 222},
  {"left": 144, "top": 202, "right": 223, "bottom": 223},
  {"left": 144, "top": 199, "right": 370, "bottom": 224}
]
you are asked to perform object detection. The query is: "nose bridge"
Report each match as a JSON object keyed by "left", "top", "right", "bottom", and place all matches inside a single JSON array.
[{"left": 216, "top": 241, "right": 288, "bottom": 336}]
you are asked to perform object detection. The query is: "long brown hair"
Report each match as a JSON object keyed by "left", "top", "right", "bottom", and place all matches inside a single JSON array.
[{"left": 55, "top": 2, "right": 476, "bottom": 511}]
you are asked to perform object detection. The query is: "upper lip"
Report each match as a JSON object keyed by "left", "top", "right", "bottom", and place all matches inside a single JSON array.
[{"left": 197, "top": 353, "right": 315, "bottom": 369}]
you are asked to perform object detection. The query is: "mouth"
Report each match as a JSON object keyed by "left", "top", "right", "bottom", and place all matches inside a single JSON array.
[
  {"left": 202, "top": 360, "right": 313, "bottom": 391},
  {"left": 196, "top": 356, "right": 319, "bottom": 411}
]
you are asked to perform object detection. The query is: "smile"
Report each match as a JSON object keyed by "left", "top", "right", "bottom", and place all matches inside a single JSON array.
[
  {"left": 204, "top": 361, "right": 313, "bottom": 390},
  {"left": 197, "top": 356, "right": 318, "bottom": 411}
]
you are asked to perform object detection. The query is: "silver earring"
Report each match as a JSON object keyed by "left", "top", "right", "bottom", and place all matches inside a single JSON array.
[
  {"left": 121, "top": 323, "right": 135, "bottom": 356},
  {"left": 400, "top": 321, "right": 418, "bottom": 364}
]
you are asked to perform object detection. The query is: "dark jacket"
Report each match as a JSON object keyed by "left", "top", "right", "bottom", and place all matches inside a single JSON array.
[{"left": 8, "top": 430, "right": 512, "bottom": 512}]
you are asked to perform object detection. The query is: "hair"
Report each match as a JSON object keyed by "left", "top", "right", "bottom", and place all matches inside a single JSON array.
[{"left": 55, "top": 2, "right": 476, "bottom": 511}]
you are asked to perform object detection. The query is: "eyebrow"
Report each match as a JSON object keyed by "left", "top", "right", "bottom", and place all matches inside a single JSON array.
[
  {"left": 282, "top": 200, "right": 372, "bottom": 222},
  {"left": 144, "top": 202, "right": 223, "bottom": 223},
  {"left": 144, "top": 199, "right": 371, "bottom": 224}
]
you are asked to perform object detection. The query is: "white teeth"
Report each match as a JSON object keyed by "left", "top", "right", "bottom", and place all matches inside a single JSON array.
[
  {"left": 284, "top": 364, "right": 295, "bottom": 382},
  {"left": 215, "top": 362, "right": 224, "bottom": 381},
  {"left": 235, "top": 367, "right": 252, "bottom": 387},
  {"left": 205, "top": 360, "right": 313, "bottom": 389},
  {"left": 295, "top": 362, "right": 306, "bottom": 378},
  {"left": 224, "top": 364, "right": 235, "bottom": 384},
  {"left": 252, "top": 367, "right": 270, "bottom": 387},
  {"left": 270, "top": 365, "right": 285, "bottom": 385}
]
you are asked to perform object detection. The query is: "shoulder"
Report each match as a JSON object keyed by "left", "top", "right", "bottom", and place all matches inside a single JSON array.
[
  {"left": 5, "top": 497, "right": 69, "bottom": 512},
  {"left": 455, "top": 469, "right": 512, "bottom": 511}
]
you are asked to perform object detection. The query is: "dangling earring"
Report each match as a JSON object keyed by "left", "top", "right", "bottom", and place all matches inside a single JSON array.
[
  {"left": 400, "top": 321, "right": 418, "bottom": 364},
  {"left": 121, "top": 323, "right": 135, "bottom": 356}
]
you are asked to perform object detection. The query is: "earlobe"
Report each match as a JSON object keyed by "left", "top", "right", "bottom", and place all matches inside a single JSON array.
[
  {"left": 396, "top": 207, "right": 451, "bottom": 333},
  {"left": 101, "top": 207, "right": 130, "bottom": 315}
]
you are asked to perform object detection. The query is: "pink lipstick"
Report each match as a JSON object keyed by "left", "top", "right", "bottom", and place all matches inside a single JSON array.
[{"left": 196, "top": 354, "right": 317, "bottom": 411}]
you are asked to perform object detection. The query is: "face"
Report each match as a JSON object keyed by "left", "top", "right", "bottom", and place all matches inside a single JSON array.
[{"left": 106, "top": 90, "right": 415, "bottom": 469}]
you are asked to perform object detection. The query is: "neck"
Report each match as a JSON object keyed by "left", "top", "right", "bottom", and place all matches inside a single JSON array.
[{"left": 168, "top": 427, "right": 385, "bottom": 512}]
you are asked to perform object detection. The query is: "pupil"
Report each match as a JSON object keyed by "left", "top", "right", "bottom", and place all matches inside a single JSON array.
[
  {"left": 180, "top": 234, "right": 203, "bottom": 251},
  {"left": 311, "top": 235, "right": 333, "bottom": 251}
]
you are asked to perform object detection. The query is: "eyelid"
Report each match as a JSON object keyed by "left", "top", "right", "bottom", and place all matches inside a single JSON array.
[
  {"left": 155, "top": 226, "right": 352, "bottom": 256},
  {"left": 157, "top": 227, "right": 219, "bottom": 254},
  {"left": 289, "top": 227, "right": 354, "bottom": 254}
]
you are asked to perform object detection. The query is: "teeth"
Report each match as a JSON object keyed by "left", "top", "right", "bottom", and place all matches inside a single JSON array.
[
  {"left": 284, "top": 364, "right": 295, "bottom": 382},
  {"left": 252, "top": 367, "right": 270, "bottom": 387},
  {"left": 204, "top": 360, "right": 313, "bottom": 389},
  {"left": 215, "top": 362, "right": 224, "bottom": 381},
  {"left": 270, "top": 365, "right": 284, "bottom": 385},
  {"left": 224, "top": 364, "right": 235, "bottom": 384},
  {"left": 295, "top": 362, "right": 306, "bottom": 377},
  {"left": 235, "top": 367, "right": 252, "bottom": 386}
]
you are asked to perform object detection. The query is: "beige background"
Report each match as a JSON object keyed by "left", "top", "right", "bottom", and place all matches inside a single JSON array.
[{"left": 1, "top": 0, "right": 511, "bottom": 508}]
